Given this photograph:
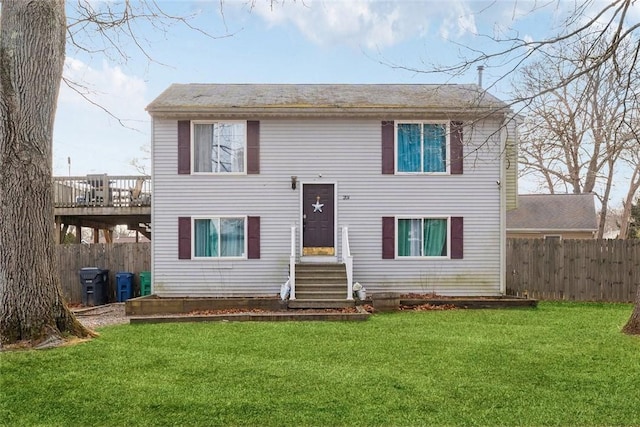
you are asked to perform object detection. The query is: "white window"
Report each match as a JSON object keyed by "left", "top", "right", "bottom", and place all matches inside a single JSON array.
[
  {"left": 396, "top": 122, "right": 449, "bottom": 173},
  {"left": 193, "top": 217, "right": 245, "bottom": 258},
  {"left": 397, "top": 217, "right": 449, "bottom": 257},
  {"left": 544, "top": 235, "right": 562, "bottom": 240},
  {"left": 192, "top": 121, "right": 246, "bottom": 173}
]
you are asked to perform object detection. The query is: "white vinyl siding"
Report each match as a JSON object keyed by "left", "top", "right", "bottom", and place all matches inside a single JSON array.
[{"left": 152, "top": 118, "right": 504, "bottom": 297}]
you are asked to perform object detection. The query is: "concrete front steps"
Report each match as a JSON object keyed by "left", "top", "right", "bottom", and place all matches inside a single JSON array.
[{"left": 288, "top": 262, "right": 354, "bottom": 309}]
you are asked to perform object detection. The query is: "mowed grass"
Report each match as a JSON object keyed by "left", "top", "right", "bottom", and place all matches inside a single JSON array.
[{"left": 1, "top": 302, "right": 639, "bottom": 426}]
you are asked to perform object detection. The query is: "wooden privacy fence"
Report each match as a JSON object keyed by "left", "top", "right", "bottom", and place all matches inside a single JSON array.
[
  {"left": 58, "top": 240, "right": 639, "bottom": 304},
  {"left": 57, "top": 243, "right": 151, "bottom": 304},
  {"left": 506, "top": 239, "right": 640, "bottom": 302}
]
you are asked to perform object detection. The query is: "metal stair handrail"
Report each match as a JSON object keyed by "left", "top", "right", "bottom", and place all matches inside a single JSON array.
[
  {"left": 289, "top": 226, "right": 296, "bottom": 300},
  {"left": 342, "top": 226, "right": 354, "bottom": 300}
]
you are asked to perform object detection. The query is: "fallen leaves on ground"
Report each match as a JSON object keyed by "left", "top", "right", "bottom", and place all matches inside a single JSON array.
[{"left": 401, "top": 303, "right": 457, "bottom": 311}]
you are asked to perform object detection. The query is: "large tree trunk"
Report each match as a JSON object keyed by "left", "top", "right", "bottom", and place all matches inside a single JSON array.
[
  {"left": 0, "top": 0, "right": 94, "bottom": 347},
  {"left": 622, "top": 286, "right": 640, "bottom": 335}
]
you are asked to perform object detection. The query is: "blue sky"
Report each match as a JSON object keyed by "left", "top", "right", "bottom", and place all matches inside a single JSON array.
[{"left": 53, "top": 0, "right": 638, "bottom": 204}]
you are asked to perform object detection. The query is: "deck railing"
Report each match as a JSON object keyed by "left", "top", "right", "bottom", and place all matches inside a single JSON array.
[{"left": 53, "top": 175, "right": 151, "bottom": 208}]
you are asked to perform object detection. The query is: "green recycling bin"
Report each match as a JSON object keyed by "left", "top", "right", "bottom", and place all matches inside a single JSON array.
[{"left": 140, "top": 271, "right": 151, "bottom": 296}]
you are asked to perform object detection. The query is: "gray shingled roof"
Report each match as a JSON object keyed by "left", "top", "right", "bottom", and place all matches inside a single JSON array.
[
  {"left": 146, "top": 84, "right": 509, "bottom": 118},
  {"left": 507, "top": 194, "right": 598, "bottom": 231}
]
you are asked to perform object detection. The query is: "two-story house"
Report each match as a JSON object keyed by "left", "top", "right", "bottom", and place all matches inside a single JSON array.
[{"left": 146, "top": 84, "right": 517, "bottom": 302}]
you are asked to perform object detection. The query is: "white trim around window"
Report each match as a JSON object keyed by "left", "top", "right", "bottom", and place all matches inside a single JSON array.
[
  {"left": 191, "top": 216, "right": 247, "bottom": 259},
  {"left": 394, "top": 120, "right": 450, "bottom": 175},
  {"left": 395, "top": 215, "right": 451, "bottom": 259},
  {"left": 191, "top": 120, "right": 248, "bottom": 175}
]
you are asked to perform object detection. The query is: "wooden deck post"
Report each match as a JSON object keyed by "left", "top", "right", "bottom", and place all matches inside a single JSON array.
[{"left": 54, "top": 217, "right": 62, "bottom": 244}]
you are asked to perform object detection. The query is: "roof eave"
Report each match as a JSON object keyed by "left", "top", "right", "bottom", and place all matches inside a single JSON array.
[{"left": 146, "top": 106, "right": 510, "bottom": 120}]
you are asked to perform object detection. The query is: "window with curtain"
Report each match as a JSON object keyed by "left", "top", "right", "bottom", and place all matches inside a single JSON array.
[
  {"left": 194, "top": 218, "right": 245, "bottom": 258},
  {"left": 396, "top": 122, "right": 447, "bottom": 173},
  {"left": 193, "top": 122, "right": 246, "bottom": 173},
  {"left": 397, "top": 218, "right": 448, "bottom": 257}
]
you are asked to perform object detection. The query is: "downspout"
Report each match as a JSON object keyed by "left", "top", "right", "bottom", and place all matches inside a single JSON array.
[
  {"left": 499, "top": 116, "right": 509, "bottom": 295},
  {"left": 150, "top": 117, "right": 155, "bottom": 296}
]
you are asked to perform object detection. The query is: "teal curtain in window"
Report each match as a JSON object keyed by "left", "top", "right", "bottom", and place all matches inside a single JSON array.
[
  {"left": 194, "top": 219, "right": 218, "bottom": 257},
  {"left": 220, "top": 218, "right": 244, "bottom": 257},
  {"left": 397, "top": 124, "right": 421, "bottom": 172},
  {"left": 423, "top": 219, "right": 447, "bottom": 256},
  {"left": 423, "top": 124, "right": 446, "bottom": 172},
  {"left": 397, "top": 219, "right": 422, "bottom": 256}
]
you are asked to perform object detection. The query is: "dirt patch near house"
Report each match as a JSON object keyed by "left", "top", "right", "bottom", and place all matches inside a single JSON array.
[
  {"left": 73, "top": 303, "right": 128, "bottom": 329},
  {"left": 74, "top": 304, "right": 374, "bottom": 328},
  {"left": 74, "top": 295, "right": 515, "bottom": 329}
]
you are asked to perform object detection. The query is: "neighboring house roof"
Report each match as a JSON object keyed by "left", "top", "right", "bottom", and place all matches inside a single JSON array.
[
  {"left": 507, "top": 194, "right": 598, "bottom": 232},
  {"left": 146, "top": 83, "right": 510, "bottom": 119}
]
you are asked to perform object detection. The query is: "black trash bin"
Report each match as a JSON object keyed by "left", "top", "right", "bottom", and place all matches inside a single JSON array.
[{"left": 79, "top": 267, "right": 109, "bottom": 306}]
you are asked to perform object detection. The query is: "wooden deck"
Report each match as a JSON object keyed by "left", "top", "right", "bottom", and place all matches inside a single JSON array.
[{"left": 53, "top": 175, "right": 151, "bottom": 243}]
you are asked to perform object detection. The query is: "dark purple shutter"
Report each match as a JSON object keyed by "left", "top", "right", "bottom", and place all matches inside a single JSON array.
[
  {"left": 382, "top": 216, "right": 395, "bottom": 259},
  {"left": 178, "top": 217, "right": 191, "bottom": 259},
  {"left": 178, "top": 121, "right": 191, "bottom": 175},
  {"left": 381, "top": 121, "right": 395, "bottom": 174},
  {"left": 451, "top": 216, "right": 463, "bottom": 259},
  {"left": 247, "top": 121, "right": 260, "bottom": 174},
  {"left": 450, "top": 121, "right": 463, "bottom": 175},
  {"left": 247, "top": 216, "right": 260, "bottom": 259}
]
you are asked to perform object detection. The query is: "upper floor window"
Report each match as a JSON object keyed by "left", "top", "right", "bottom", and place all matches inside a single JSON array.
[
  {"left": 396, "top": 122, "right": 449, "bottom": 173},
  {"left": 193, "top": 121, "right": 246, "bottom": 173}
]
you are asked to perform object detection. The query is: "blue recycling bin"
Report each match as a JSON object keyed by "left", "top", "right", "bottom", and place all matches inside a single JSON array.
[
  {"left": 79, "top": 267, "right": 109, "bottom": 306},
  {"left": 115, "top": 272, "right": 134, "bottom": 302}
]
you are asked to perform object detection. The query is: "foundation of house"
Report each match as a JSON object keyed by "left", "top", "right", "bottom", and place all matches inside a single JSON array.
[{"left": 124, "top": 294, "right": 536, "bottom": 324}]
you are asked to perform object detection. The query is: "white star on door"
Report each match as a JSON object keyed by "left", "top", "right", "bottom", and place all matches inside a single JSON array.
[{"left": 312, "top": 198, "right": 324, "bottom": 213}]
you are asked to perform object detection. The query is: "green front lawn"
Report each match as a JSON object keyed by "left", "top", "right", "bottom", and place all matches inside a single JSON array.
[{"left": 1, "top": 302, "right": 639, "bottom": 426}]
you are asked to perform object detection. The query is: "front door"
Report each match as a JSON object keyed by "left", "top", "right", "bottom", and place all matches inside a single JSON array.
[{"left": 302, "top": 184, "right": 335, "bottom": 256}]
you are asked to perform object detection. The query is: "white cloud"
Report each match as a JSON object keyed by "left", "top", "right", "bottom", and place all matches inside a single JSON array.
[
  {"left": 54, "top": 58, "right": 150, "bottom": 176},
  {"left": 439, "top": 1, "right": 477, "bottom": 40},
  {"left": 60, "top": 58, "right": 147, "bottom": 121},
  {"left": 250, "top": 0, "right": 479, "bottom": 49}
]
